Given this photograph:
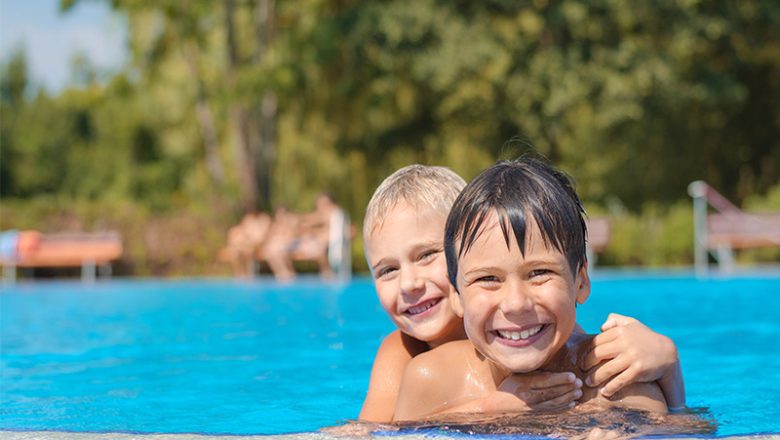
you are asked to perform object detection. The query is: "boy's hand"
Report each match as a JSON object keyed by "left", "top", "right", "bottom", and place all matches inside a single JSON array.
[
  {"left": 496, "top": 371, "right": 583, "bottom": 411},
  {"left": 582, "top": 427, "right": 622, "bottom": 440},
  {"left": 582, "top": 314, "right": 680, "bottom": 401}
]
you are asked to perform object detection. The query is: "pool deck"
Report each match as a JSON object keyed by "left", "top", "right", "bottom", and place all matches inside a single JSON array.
[{"left": 2, "top": 432, "right": 779, "bottom": 440}]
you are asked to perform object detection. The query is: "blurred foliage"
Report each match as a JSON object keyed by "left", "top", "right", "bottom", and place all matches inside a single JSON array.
[
  {"left": 1, "top": 0, "right": 779, "bottom": 275},
  {"left": 599, "top": 202, "right": 694, "bottom": 267}
]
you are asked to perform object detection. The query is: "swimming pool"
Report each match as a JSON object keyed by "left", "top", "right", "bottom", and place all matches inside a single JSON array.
[{"left": 1, "top": 272, "right": 779, "bottom": 437}]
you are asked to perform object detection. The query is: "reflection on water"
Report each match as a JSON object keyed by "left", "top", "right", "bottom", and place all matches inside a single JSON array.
[{"left": 354, "top": 408, "right": 715, "bottom": 439}]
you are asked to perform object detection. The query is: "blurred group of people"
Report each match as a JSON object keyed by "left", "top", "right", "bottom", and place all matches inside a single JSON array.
[{"left": 223, "top": 193, "right": 341, "bottom": 281}]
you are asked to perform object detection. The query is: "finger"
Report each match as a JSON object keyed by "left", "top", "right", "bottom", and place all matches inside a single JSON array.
[
  {"left": 526, "top": 379, "right": 581, "bottom": 404},
  {"left": 600, "top": 313, "right": 628, "bottom": 331},
  {"left": 599, "top": 367, "right": 640, "bottom": 398},
  {"left": 528, "top": 371, "right": 578, "bottom": 390},
  {"left": 582, "top": 339, "right": 622, "bottom": 370},
  {"left": 586, "top": 427, "right": 604, "bottom": 440},
  {"left": 600, "top": 313, "right": 637, "bottom": 331},
  {"left": 590, "top": 328, "right": 619, "bottom": 348},
  {"left": 585, "top": 356, "right": 628, "bottom": 387},
  {"left": 532, "top": 387, "right": 584, "bottom": 411},
  {"left": 499, "top": 372, "right": 575, "bottom": 396},
  {"left": 585, "top": 427, "right": 621, "bottom": 440},
  {"left": 600, "top": 315, "right": 618, "bottom": 332}
]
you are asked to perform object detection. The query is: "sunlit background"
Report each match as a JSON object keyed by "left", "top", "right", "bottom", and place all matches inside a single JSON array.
[
  {"left": 2, "top": 3, "right": 780, "bottom": 437},
  {"left": 1, "top": 0, "right": 778, "bottom": 277}
]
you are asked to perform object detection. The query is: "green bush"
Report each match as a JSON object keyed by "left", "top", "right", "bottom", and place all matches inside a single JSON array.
[{"left": 597, "top": 201, "right": 692, "bottom": 267}]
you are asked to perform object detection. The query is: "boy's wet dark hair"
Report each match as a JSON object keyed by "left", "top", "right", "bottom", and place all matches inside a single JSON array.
[{"left": 444, "top": 157, "right": 588, "bottom": 290}]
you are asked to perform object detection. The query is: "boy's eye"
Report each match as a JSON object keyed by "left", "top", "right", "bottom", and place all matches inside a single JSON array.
[
  {"left": 418, "top": 249, "right": 440, "bottom": 263},
  {"left": 376, "top": 266, "right": 397, "bottom": 279},
  {"left": 476, "top": 275, "right": 500, "bottom": 285},
  {"left": 529, "top": 269, "right": 553, "bottom": 279}
]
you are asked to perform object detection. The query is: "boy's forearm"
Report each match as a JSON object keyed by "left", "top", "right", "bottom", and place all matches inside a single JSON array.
[
  {"left": 429, "top": 396, "right": 493, "bottom": 417},
  {"left": 659, "top": 359, "right": 686, "bottom": 411},
  {"left": 395, "top": 392, "right": 464, "bottom": 421},
  {"left": 420, "top": 390, "right": 530, "bottom": 419}
]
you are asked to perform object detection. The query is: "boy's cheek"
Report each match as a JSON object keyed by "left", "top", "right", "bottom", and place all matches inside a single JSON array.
[{"left": 373, "top": 284, "right": 396, "bottom": 315}]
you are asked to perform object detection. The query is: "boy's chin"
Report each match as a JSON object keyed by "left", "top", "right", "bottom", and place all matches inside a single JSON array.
[
  {"left": 403, "top": 324, "right": 448, "bottom": 343},
  {"left": 487, "top": 350, "right": 550, "bottom": 373},
  {"left": 505, "top": 359, "right": 547, "bottom": 374}
]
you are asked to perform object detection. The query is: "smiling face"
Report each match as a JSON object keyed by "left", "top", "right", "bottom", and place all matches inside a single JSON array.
[
  {"left": 365, "top": 201, "right": 464, "bottom": 347},
  {"left": 450, "top": 211, "right": 590, "bottom": 373}
]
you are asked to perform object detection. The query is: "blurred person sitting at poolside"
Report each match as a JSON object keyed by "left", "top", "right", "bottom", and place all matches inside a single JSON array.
[
  {"left": 224, "top": 212, "right": 272, "bottom": 278},
  {"left": 360, "top": 164, "right": 684, "bottom": 423},
  {"left": 392, "top": 157, "right": 668, "bottom": 422},
  {"left": 263, "top": 193, "right": 343, "bottom": 281},
  {"left": 263, "top": 206, "right": 301, "bottom": 282},
  {"left": 290, "top": 192, "right": 341, "bottom": 280}
]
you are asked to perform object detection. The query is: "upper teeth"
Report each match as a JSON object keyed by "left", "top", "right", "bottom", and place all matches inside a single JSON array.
[
  {"left": 407, "top": 300, "right": 436, "bottom": 315},
  {"left": 497, "top": 325, "right": 543, "bottom": 341}
]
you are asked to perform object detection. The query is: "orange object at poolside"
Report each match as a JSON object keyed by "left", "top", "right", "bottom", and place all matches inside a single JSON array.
[{"left": 1, "top": 231, "right": 123, "bottom": 281}]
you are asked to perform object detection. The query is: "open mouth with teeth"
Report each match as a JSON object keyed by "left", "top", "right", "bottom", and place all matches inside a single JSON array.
[
  {"left": 493, "top": 324, "right": 548, "bottom": 345},
  {"left": 404, "top": 298, "right": 443, "bottom": 316}
]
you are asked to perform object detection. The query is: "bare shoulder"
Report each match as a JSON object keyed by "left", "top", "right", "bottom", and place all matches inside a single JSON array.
[
  {"left": 375, "top": 330, "right": 428, "bottom": 361},
  {"left": 406, "top": 339, "right": 475, "bottom": 378},
  {"left": 376, "top": 330, "right": 410, "bottom": 356},
  {"left": 394, "top": 340, "right": 479, "bottom": 421},
  {"left": 399, "top": 340, "right": 472, "bottom": 392}
]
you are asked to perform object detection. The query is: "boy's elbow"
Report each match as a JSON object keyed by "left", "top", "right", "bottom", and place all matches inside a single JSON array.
[{"left": 610, "top": 382, "right": 668, "bottom": 414}]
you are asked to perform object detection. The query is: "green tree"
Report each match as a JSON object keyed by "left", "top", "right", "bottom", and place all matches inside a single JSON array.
[{"left": 3, "top": 0, "right": 778, "bottom": 273}]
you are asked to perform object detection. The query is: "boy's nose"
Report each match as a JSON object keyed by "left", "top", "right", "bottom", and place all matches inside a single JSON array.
[
  {"left": 500, "top": 281, "right": 533, "bottom": 314},
  {"left": 399, "top": 266, "right": 425, "bottom": 295}
]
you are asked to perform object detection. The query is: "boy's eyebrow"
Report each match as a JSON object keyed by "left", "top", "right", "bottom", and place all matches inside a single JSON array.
[
  {"left": 523, "top": 257, "right": 567, "bottom": 266},
  {"left": 370, "top": 239, "right": 443, "bottom": 271},
  {"left": 411, "top": 239, "right": 443, "bottom": 251},
  {"left": 462, "top": 266, "right": 502, "bottom": 278},
  {"left": 462, "top": 257, "right": 566, "bottom": 276},
  {"left": 371, "top": 258, "right": 390, "bottom": 272}
]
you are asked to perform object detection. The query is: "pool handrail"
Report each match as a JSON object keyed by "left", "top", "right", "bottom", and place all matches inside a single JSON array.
[{"left": 688, "top": 180, "right": 780, "bottom": 275}]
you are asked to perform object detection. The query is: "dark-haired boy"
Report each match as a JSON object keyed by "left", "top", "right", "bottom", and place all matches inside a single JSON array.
[{"left": 393, "top": 158, "right": 672, "bottom": 421}]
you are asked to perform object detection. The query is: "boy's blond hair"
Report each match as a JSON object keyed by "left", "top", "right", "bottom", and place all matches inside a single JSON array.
[{"left": 363, "top": 164, "right": 466, "bottom": 239}]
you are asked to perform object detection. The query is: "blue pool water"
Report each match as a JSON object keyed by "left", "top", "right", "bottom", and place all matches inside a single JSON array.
[{"left": 1, "top": 272, "right": 779, "bottom": 436}]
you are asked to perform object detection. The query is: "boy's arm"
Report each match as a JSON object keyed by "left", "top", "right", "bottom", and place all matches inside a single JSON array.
[
  {"left": 601, "top": 379, "right": 668, "bottom": 414},
  {"left": 582, "top": 314, "right": 685, "bottom": 410},
  {"left": 359, "top": 330, "right": 427, "bottom": 422},
  {"left": 657, "top": 359, "right": 685, "bottom": 411}
]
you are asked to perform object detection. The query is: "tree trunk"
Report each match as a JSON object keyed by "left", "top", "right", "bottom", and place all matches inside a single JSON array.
[
  {"left": 256, "top": 91, "right": 277, "bottom": 210},
  {"left": 225, "top": 0, "right": 259, "bottom": 212},
  {"left": 182, "top": 42, "right": 224, "bottom": 185},
  {"left": 231, "top": 105, "right": 258, "bottom": 212},
  {"left": 251, "top": 0, "right": 277, "bottom": 211}
]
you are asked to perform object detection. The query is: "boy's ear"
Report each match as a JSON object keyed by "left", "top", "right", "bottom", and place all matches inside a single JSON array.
[
  {"left": 575, "top": 261, "right": 591, "bottom": 305},
  {"left": 449, "top": 284, "right": 465, "bottom": 318}
]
